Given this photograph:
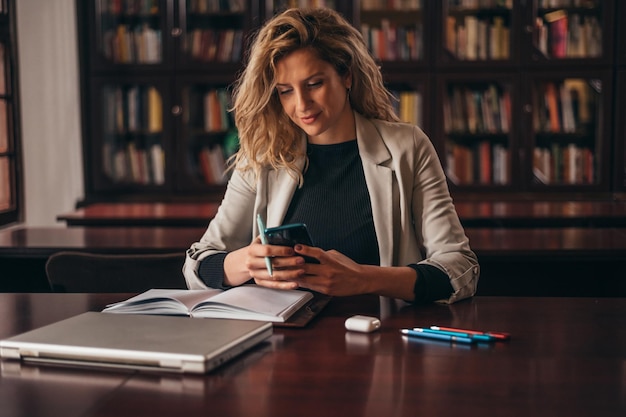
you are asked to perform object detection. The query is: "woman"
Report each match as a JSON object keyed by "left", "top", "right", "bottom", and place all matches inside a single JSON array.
[{"left": 184, "top": 8, "right": 479, "bottom": 304}]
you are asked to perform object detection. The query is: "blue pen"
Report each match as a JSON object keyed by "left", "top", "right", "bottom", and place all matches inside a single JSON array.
[
  {"left": 401, "top": 328, "right": 475, "bottom": 344},
  {"left": 419, "top": 327, "right": 496, "bottom": 343},
  {"left": 256, "top": 214, "right": 273, "bottom": 277}
]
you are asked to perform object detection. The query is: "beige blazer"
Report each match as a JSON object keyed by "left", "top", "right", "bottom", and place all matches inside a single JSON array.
[{"left": 184, "top": 112, "right": 479, "bottom": 303}]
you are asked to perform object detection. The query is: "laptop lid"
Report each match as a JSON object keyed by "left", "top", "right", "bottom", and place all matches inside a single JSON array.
[{"left": 0, "top": 312, "right": 272, "bottom": 374}]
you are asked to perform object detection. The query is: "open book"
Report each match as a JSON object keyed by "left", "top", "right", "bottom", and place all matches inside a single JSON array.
[{"left": 102, "top": 285, "right": 315, "bottom": 324}]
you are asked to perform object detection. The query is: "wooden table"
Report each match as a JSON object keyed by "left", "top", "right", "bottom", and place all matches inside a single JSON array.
[
  {"left": 57, "top": 202, "right": 220, "bottom": 227},
  {"left": 455, "top": 200, "right": 626, "bottom": 227},
  {"left": 56, "top": 201, "right": 626, "bottom": 228},
  {"left": 0, "top": 227, "right": 204, "bottom": 292},
  {"left": 0, "top": 293, "right": 624, "bottom": 417},
  {"left": 465, "top": 227, "right": 626, "bottom": 296},
  {"left": 1, "top": 226, "right": 626, "bottom": 295}
]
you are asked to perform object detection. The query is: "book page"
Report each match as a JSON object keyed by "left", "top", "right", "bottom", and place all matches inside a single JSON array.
[
  {"left": 194, "top": 285, "right": 313, "bottom": 321},
  {"left": 103, "top": 288, "right": 222, "bottom": 315}
]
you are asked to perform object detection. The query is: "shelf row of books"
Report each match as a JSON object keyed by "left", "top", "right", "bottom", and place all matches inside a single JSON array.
[
  {"left": 537, "top": 0, "right": 597, "bottom": 8},
  {"left": 444, "top": 84, "right": 511, "bottom": 134},
  {"left": 535, "top": 10, "right": 602, "bottom": 59},
  {"left": 197, "top": 89, "right": 234, "bottom": 132},
  {"left": 391, "top": 90, "right": 423, "bottom": 128},
  {"left": 274, "top": 0, "right": 335, "bottom": 10},
  {"left": 102, "top": 24, "right": 162, "bottom": 64},
  {"left": 188, "top": 0, "right": 246, "bottom": 13},
  {"left": 102, "top": 85, "right": 163, "bottom": 134},
  {"left": 534, "top": 79, "right": 595, "bottom": 134},
  {"left": 447, "top": 0, "right": 512, "bottom": 9},
  {"left": 361, "top": 0, "right": 421, "bottom": 10},
  {"left": 533, "top": 144, "right": 595, "bottom": 184},
  {"left": 102, "top": 0, "right": 159, "bottom": 15},
  {"left": 361, "top": 20, "right": 423, "bottom": 62},
  {"left": 185, "top": 29, "right": 244, "bottom": 63},
  {"left": 102, "top": 141, "right": 165, "bottom": 185},
  {"left": 198, "top": 144, "right": 229, "bottom": 185},
  {"left": 445, "top": 15, "right": 510, "bottom": 61},
  {"left": 445, "top": 141, "right": 510, "bottom": 185}
]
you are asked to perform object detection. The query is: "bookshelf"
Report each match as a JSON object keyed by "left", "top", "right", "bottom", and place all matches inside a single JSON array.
[
  {"left": 77, "top": 0, "right": 623, "bottom": 204},
  {"left": 77, "top": 0, "right": 257, "bottom": 203},
  {"left": 0, "top": 0, "right": 22, "bottom": 226}
]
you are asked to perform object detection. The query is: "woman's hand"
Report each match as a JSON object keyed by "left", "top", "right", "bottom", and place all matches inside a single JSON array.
[
  {"left": 291, "top": 244, "right": 371, "bottom": 296},
  {"left": 245, "top": 237, "right": 306, "bottom": 290},
  {"left": 226, "top": 240, "right": 417, "bottom": 300},
  {"left": 292, "top": 244, "right": 418, "bottom": 300}
]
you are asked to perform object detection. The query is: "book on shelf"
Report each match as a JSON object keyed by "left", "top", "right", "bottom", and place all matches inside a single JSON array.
[
  {"left": 102, "top": 284, "right": 327, "bottom": 327},
  {"left": 147, "top": 86, "right": 162, "bottom": 133},
  {"left": 361, "top": 20, "right": 422, "bottom": 61},
  {"left": 446, "top": 12, "right": 511, "bottom": 61},
  {"left": 395, "top": 90, "right": 422, "bottom": 127},
  {"left": 545, "top": 9, "right": 568, "bottom": 59},
  {"left": 445, "top": 84, "right": 509, "bottom": 134},
  {"left": 446, "top": 140, "right": 509, "bottom": 186},
  {"left": 536, "top": 8, "right": 602, "bottom": 59},
  {"left": 188, "top": 29, "right": 244, "bottom": 62},
  {"left": 532, "top": 144, "right": 594, "bottom": 184},
  {"left": 199, "top": 145, "right": 227, "bottom": 185},
  {"left": 204, "top": 89, "right": 232, "bottom": 132}
]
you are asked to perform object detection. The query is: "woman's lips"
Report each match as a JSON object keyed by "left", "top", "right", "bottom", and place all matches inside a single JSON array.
[{"left": 300, "top": 113, "right": 319, "bottom": 125}]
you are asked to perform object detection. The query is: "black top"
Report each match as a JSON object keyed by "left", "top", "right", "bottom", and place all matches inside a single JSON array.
[{"left": 199, "top": 140, "right": 453, "bottom": 303}]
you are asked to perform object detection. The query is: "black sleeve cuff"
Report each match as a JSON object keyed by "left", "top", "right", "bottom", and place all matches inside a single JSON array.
[
  {"left": 198, "top": 253, "right": 230, "bottom": 290},
  {"left": 407, "top": 263, "right": 454, "bottom": 304}
]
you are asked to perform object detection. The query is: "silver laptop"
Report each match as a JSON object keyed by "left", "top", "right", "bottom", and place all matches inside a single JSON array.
[{"left": 0, "top": 312, "right": 272, "bottom": 374}]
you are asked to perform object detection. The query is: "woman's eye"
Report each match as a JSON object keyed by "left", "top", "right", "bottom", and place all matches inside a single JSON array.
[
  {"left": 277, "top": 89, "right": 292, "bottom": 95},
  {"left": 308, "top": 81, "right": 322, "bottom": 88}
]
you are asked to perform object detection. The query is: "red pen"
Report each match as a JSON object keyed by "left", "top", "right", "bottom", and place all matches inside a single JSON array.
[{"left": 430, "top": 326, "right": 510, "bottom": 341}]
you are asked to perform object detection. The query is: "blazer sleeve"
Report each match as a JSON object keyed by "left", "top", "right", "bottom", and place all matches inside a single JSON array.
[
  {"left": 410, "top": 127, "right": 480, "bottom": 303},
  {"left": 183, "top": 167, "right": 258, "bottom": 289}
]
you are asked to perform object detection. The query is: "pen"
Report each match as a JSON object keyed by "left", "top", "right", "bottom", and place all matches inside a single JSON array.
[
  {"left": 256, "top": 214, "right": 273, "bottom": 277},
  {"left": 401, "top": 328, "right": 475, "bottom": 344},
  {"left": 430, "top": 326, "right": 510, "bottom": 341},
  {"left": 416, "top": 327, "right": 495, "bottom": 343}
]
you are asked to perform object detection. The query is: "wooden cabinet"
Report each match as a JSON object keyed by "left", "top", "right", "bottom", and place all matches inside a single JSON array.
[{"left": 76, "top": 0, "right": 624, "bottom": 203}]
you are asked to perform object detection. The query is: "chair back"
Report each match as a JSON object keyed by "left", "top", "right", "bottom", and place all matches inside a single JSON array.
[{"left": 45, "top": 251, "right": 187, "bottom": 292}]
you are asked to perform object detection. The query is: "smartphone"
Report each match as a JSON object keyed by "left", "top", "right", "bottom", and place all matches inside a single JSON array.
[
  {"left": 265, "top": 223, "right": 315, "bottom": 247},
  {"left": 264, "top": 223, "right": 318, "bottom": 263}
]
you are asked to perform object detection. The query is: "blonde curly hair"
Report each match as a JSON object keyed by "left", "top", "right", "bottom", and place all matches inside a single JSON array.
[{"left": 230, "top": 7, "right": 399, "bottom": 182}]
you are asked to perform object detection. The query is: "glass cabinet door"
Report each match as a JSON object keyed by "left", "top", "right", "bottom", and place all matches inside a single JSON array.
[
  {"left": 359, "top": 0, "right": 424, "bottom": 63},
  {"left": 177, "top": 79, "right": 238, "bottom": 190},
  {"left": 440, "top": 0, "right": 514, "bottom": 64},
  {"left": 178, "top": 0, "right": 253, "bottom": 68},
  {"left": 93, "top": 79, "right": 170, "bottom": 191},
  {"left": 440, "top": 76, "right": 514, "bottom": 187},
  {"left": 530, "top": 0, "right": 613, "bottom": 63},
  {"left": 525, "top": 72, "right": 610, "bottom": 188},
  {"left": 267, "top": 0, "right": 336, "bottom": 15},
  {"left": 93, "top": 0, "right": 168, "bottom": 68}
]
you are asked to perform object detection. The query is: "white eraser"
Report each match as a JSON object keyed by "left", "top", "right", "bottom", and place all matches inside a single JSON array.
[{"left": 345, "top": 315, "right": 381, "bottom": 333}]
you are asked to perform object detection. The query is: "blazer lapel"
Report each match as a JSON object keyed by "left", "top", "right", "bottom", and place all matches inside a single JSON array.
[
  {"left": 355, "top": 113, "right": 395, "bottom": 266},
  {"left": 265, "top": 136, "right": 306, "bottom": 228}
]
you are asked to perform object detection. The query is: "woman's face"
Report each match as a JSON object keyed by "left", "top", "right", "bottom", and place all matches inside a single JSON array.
[{"left": 275, "top": 48, "right": 354, "bottom": 144}]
